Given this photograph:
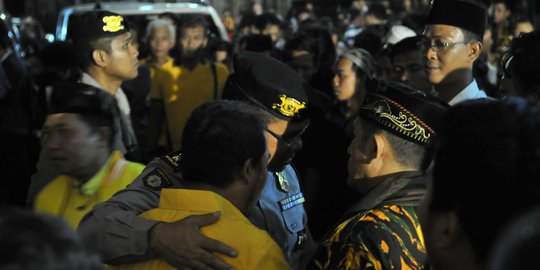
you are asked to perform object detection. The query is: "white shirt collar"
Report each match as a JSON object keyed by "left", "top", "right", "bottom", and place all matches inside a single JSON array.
[{"left": 448, "top": 80, "right": 488, "bottom": 106}]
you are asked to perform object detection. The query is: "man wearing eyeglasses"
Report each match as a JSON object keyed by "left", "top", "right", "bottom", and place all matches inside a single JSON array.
[
  {"left": 422, "top": 0, "right": 489, "bottom": 106},
  {"left": 79, "top": 51, "right": 319, "bottom": 270}
]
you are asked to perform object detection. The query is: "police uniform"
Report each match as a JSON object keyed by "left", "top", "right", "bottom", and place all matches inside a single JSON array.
[
  {"left": 249, "top": 166, "right": 309, "bottom": 270},
  {"left": 79, "top": 51, "right": 322, "bottom": 269},
  {"left": 27, "top": 10, "right": 137, "bottom": 206}
]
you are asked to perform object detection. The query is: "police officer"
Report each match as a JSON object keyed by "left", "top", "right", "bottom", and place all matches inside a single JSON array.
[
  {"left": 79, "top": 51, "right": 319, "bottom": 270},
  {"left": 27, "top": 10, "right": 139, "bottom": 206}
]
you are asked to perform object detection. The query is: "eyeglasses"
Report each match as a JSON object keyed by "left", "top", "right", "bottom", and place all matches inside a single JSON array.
[
  {"left": 265, "top": 124, "right": 310, "bottom": 147},
  {"left": 421, "top": 37, "right": 470, "bottom": 52}
]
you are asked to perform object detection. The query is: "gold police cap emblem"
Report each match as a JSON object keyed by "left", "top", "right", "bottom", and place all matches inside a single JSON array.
[
  {"left": 102, "top": 16, "right": 125, "bottom": 33},
  {"left": 272, "top": 95, "right": 306, "bottom": 117}
]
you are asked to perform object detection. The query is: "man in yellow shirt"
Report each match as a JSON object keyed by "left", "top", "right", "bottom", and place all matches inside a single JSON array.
[
  {"left": 112, "top": 100, "right": 289, "bottom": 270},
  {"left": 34, "top": 82, "right": 144, "bottom": 229},
  {"left": 147, "top": 15, "right": 229, "bottom": 154},
  {"left": 141, "top": 18, "right": 176, "bottom": 81}
]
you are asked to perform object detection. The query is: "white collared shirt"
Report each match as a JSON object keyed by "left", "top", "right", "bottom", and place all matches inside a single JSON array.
[
  {"left": 80, "top": 72, "right": 137, "bottom": 153},
  {"left": 448, "top": 80, "right": 489, "bottom": 106}
]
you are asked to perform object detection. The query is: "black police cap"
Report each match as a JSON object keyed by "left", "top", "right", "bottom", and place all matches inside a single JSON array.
[
  {"left": 224, "top": 51, "right": 313, "bottom": 121},
  {"left": 68, "top": 10, "right": 129, "bottom": 42}
]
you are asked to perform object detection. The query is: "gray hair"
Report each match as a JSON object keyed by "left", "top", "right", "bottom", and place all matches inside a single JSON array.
[{"left": 145, "top": 18, "right": 176, "bottom": 43}]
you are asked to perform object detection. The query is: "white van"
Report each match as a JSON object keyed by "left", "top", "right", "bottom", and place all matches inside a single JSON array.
[{"left": 55, "top": 1, "right": 228, "bottom": 42}]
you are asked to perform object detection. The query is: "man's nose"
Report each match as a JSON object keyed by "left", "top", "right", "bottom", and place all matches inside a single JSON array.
[
  {"left": 425, "top": 46, "right": 437, "bottom": 60},
  {"left": 400, "top": 71, "right": 409, "bottom": 82},
  {"left": 132, "top": 46, "right": 139, "bottom": 58}
]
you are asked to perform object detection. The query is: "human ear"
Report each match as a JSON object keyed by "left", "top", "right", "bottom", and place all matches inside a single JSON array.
[
  {"left": 468, "top": 41, "right": 482, "bottom": 62},
  {"left": 239, "top": 158, "right": 256, "bottom": 186},
  {"left": 92, "top": 49, "right": 110, "bottom": 67},
  {"left": 365, "top": 133, "right": 386, "bottom": 175}
]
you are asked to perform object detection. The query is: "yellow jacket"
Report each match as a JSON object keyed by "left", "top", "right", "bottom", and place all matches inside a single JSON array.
[
  {"left": 34, "top": 151, "right": 144, "bottom": 229},
  {"left": 111, "top": 188, "right": 290, "bottom": 270}
]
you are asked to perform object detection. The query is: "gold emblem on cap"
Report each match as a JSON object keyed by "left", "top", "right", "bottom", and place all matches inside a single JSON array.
[
  {"left": 381, "top": 111, "right": 430, "bottom": 141},
  {"left": 102, "top": 16, "right": 125, "bottom": 33},
  {"left": 272, "top": 95, "right": 306, "bottom": 117},
  {"left": 363, "top": 97, "right": 431, "bottom": 143}
]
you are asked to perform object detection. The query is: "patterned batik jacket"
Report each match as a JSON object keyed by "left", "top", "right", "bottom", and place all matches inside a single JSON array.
[{"left": 309, "top": 171, "right": 429, "bottom": 270}]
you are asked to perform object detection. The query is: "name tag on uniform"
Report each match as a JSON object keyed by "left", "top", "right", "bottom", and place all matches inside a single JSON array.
[{"left": 279, "top": 192, "right": 305, "bottom": 211}]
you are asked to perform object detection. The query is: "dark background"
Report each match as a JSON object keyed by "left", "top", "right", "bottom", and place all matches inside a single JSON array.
[{"left": 2, "top": 0, "right": 538, "bottom": 37}]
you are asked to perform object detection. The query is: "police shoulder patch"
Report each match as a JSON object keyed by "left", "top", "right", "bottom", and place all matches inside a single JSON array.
[
  {"left": 143, "top": 168, "right": 173, "bottom": 190},
  {"left": 160, "top": 150, "right": 182, "bottom": 171}
]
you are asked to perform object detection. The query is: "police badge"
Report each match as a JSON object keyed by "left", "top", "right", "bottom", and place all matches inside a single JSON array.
[
  {"left": 143, "top": 168, "right": 173, "bottom": 190},
  {"left": 276, "top": 171, "right": 289, "bottom": 193}
]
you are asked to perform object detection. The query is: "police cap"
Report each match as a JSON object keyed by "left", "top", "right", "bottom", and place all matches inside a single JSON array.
[
  {"left": 68, "top": 10, "right": 130, "bottom": 42},
  {"left": 223, "top": 51, "right": 317, "bottom": 121}
]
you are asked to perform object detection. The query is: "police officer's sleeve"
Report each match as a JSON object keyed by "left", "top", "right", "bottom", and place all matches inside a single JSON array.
[{"left": 78, "top": 157, "right": 180, "bottom": 264}]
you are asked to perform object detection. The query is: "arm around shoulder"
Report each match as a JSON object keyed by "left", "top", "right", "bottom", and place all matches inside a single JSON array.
[{"left": 77, "top": 161, "right": 166, "bottom": 264}]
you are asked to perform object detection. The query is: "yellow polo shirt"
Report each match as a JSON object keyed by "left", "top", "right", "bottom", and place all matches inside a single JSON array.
[
  {"left": 140, "top": 57, "right": 173, "bottom": 82},
  {"left": 34, "top": 151, "right": 144, "bottom": 229},
  {"left": 149, "top": 61, "right": 229, "bottom": 150},
  {"left": 111, "top": 189, "right": 290, "bottom": 270}
]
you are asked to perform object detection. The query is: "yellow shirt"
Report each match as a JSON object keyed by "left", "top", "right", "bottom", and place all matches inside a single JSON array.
[
  {"left": 111, "top": 189, "right": 290, "bottom": 270},
  {"left": 140, "top": 57, "right": 171, "bottom": 82},
  {"left": 34, "top": 151, "right": 145, "bottom": 229},
  {"left": 149, "top": 60, "right": 229, "bottom": 150}
]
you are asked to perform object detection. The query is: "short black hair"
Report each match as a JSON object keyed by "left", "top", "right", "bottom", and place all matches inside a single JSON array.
[
  {"left": 0, "top": 207, "right": 102, "bottom": 270},
  {"left": 255, "top": 12, "right": 283, "bottom": 31},
  {"left": 501, "top": 30, "right": 540, "bottom": 100},
  {"left": 358, "top": 118, "right": 427, "bottom": 170},
  {"left": 353, "top": 29, "right": 384, "bottom": 56},
  {"left": 181, "top": 100, "right": 267, "bottom": 188},
  {"left": 178, "top": 15, "right": 208, "bottom": 33},
  {"left": 283, "top": 25, "right": 336, "bottom": 71},
  {"left": 430, "top": 97, "right": 540, "bottom": 263},
  {"left": 72, "top": 36, "right": 114, "bottom": 71}
]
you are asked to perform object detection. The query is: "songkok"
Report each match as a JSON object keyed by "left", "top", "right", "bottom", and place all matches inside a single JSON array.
[
  {"left": 359, "top": 80, "right": 448, "bottom": 145},
  {"left": 68, "top": 10, "right": 129, "bottom": 42},
  {"left": 223, "top": 51, "right": 315, "bottom": 121},
  {"left": 426, "top": 0, "right": 487, "bottom": 38}
]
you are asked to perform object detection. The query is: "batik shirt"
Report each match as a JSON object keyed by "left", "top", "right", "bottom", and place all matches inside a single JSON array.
[{"left": 310, "top": 171, "right": 429, "bottom": 270}]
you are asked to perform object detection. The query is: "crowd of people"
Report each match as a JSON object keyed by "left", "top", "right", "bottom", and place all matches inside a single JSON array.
[{"left": 1, "top": 0, "right": 540, "bottom": 269}]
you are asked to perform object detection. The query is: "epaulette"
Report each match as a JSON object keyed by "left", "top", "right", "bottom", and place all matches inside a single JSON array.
[{"left": 159, "top": 150, "right": 182, "bottom": 171}]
